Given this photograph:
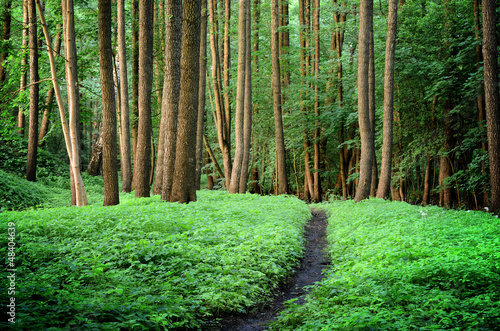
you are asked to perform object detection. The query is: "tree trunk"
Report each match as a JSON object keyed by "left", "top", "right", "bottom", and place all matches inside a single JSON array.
[
  {"left": 422, "top": 153, "right": 431, "bottom": 205},
  {"left": 228, "top": 0, "right": 248, "bottom": 193},
  {"left": 239, "top": 3, "right": 252, "bottom": 193},
  {"left": 18, "top": 0, "right": 28, "bottom": 137},
  {"left": 117, "top": 0, "right": 132, "bottom": 193},
  {"left": 86, "top": 133, "right": 103, "bottom": 176},
  {"left": 26, "top": 0, "right": 38, "bottom": 182},
  {"left": 134, "top": 0, "right": 154, "bottom": 198},
  {"left": 196, "top": 0, "right": 208, "bottom": 191},
  {"left": 98, "top": 0, "right": 119, "bottom": 206},
  {"left": 170, "top": 0, "right": 202, "bottom": 203},
  {"left": 482, "top": 0, "right": 500, "bottom": 213},
  {"left": 38, "top": 30, "right": 62, "bottom": 146},
  {"left": 354, "top": 0, "right": 374, "bottom": 202},
  {"left": 369, "top": 26, "right": 378, "bottom": 197},
  {"left": 159, "top": 0, "right": 182, "bottom": 201},
  {"left": 131, "top": 0, "right": 139, "bottom": 181},
  {"left": 376, "top": 0, "right": 397, "bottom": 199},
  {"left": 271, "top": 0, "right": 288, "bottom": 194},
  {"left": 312, "top": 0, "right": 321, "bottom": 202}
]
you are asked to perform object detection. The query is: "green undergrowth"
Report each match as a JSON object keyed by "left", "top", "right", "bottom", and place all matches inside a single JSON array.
[
  {"left": 0, "top": 191, "right": 311, "bottom": 330},
  {"left": 273, "top": 199, "right": 500, "bottom": 330}
]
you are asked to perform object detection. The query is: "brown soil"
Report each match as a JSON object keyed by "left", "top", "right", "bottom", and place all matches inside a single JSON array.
[{"left": 206, "top": 209, "right": 329, "bottom": 330}]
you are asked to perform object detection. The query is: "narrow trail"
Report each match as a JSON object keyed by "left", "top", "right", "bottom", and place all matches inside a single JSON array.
[{"left": 209, "top": 209, "right": 329, "bottom": 330}]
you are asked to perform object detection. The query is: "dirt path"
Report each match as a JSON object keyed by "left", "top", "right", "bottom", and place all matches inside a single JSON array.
[{"left": 209, "top": 209, "right": 329, "bottom": 330}]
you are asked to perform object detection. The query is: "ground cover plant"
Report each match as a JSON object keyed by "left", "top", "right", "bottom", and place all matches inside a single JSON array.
[
  {"left": 273, "top": 199, "right": 500, "bottom": 330},
  {"left": 0, "top": 191, "right": 310, "bottom": 330}
]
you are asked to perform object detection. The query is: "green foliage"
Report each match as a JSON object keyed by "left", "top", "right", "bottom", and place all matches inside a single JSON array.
[
  {"left": 0, "top": 191, "right": 310, "bottom": 330},
  {"left": 272, "top": 199, "right": 500, "bottom": 330},
  {"left": 0, "top": 170, "right": 47, "bottom": 211}
]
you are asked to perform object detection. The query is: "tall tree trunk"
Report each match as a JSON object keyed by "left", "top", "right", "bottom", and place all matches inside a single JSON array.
[
  {"left": 228, "top": 0, "right": 248, "bottom": 193},
  {"left": 170, "top": 0, "right": 202, "bottom": 203},
  {"left": 99, "top": 0, "right": 119, "bottom": 206},
  {"left": 223, "top": 0, "right": 231, "bottom": 156},
  {"left": 196, "top": 0, "right": 208, "bottom": 190},
  {"left": 422, "top": 153, "right": 431, "bottom": 205},
  {"left": 117, "top": 0, "right": 132, "bottom": 193},
  {"left": 312, "top": 0, "right": 321, "bottom": 202},
  {"left": 26, "top": 0, "right": 38, "bottom": 182},
  {"left": 354, "top": 0, "right": 374, "bottom": 202},
  {"left": 134, "top": 0, "right": 154, "bottom": 198},
  {"left": 239, "top": 3, "right": 252, "bottom": 193},
  {"left": 18, "top": 0, "right": 28, "bottom": 137},
  {"left": 271, "top": 0, "right": 288, "bottom": 194},
  {"left": 482, "top": 0, "right": 500, "bottom": 213},
  {"left": 368, "top": 26, "right": 377, "bottom": 197},
  {"left": 159, "top": 0, "right": 182, "bottom": 201},
  {"left": 376, "top": 0, "right": 397, "bottom": 199},
  {"left": 131, "top": 0, "right": 139, "bottom": 181},
  {"left": 0, "top": 0, "right": 12, "bottom": 83}
]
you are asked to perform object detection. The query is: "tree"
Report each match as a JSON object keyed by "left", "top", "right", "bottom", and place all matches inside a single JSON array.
[
  {"left": 271, "top": 0, "right": 288, "bottom": 195},
  {"left": 354, "top": 0, "right": 374, "bottom": 202},
  {"left": 133, "top": 0, "right": 154, "bottom": 198},
  {"left": 159, "top": 0, "right": 182, "bottom": 201},
  {"left": 18, "top": 0, "right": 28, "bottom": 136},
  {"left": 169, "top": 0, "right": 202, "bottom": 203},
  {"left": 117, "top": 0, "right": 132, "bottom": 193},
  {"left": 98, "top": 0, "right": 119, "bottom": 206},
  {"left": 0, "top": 0, "right": 12, "bottom": 83},
  {"left": 482, "top": 0, "right": 500, "bottom": 213},
  {"left": 376, "top": 0, "right": 398, "bottom": 199},
  {"left": 228, "top": 0, "right": 248, "bottom": 193},
  {"left": 25, "top": 0, "right": 38, "bottom": 182}
]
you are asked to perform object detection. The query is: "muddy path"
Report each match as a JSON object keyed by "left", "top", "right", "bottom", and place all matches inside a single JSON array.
[{"left": 208, "top": 209, "right": 329, "bottom": 330}]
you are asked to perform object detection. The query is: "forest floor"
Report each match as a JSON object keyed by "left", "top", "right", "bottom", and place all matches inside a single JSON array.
[{"left": 208, "top": 209, "right": 330, "bottom": 330}]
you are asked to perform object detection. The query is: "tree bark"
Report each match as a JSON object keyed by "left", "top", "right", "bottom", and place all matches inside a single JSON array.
[
  {"left": 368, "top": 25, "right": 377, "bottom": 197},
  {"left": 239, "top": 3, "right": 252, "bottom": 193},
  {"left": 271, "top": 0, "right": 288, "bottom": 194},
  {"left": 354, "top": 0, "right": 374, "bottom": 202},
  {"left": 228, "top": 0, "right": 248, "bottom": 193},
  {"left": 196, "top": 0, "right": 208, "bottom": 190},
  {"left": 170, "top": 0, "right": 202, "bottom": 203},
  {"left": 26, "top": 0, "right": 38, "bottom": 182},
  {"left": 159, "top": 0, "right": 182, "bottom": 201},
  {"left": 98, "top": 0, "right": 120, "bottom": 206},
  {"left": 134, "top": 0, "right": 154, "bottom": 198},
  {"left": 131, "top": 0, "right": 139, "bottom": 181},
  {"left": 18, "top": 0, "right": 28, "bottom": 137},
  {"left": 117, "top": 0, "right": 132, "bottom": 193},
  {"left": 482, "top": 0, "right": 500, "bottom": 213},
  {"left": 376, "top": 0, "right": 397, "bottom": 199},
  {"left": 0, "top": 0, "right": 12, "bottom": 83},
  {"left": 312, "top": 0, "right": 321, "bottom": 202}
]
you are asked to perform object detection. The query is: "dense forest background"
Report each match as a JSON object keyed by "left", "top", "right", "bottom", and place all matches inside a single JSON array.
[{"left": 0, "top": 0, "right": 499, "bottom": 211}]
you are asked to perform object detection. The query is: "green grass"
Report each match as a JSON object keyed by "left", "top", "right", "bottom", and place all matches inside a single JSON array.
[
  {"left": 273, "top": 199, "right": 500, "bottom": 330},
  {"left": 0, "top": 191, "right": 310, "bottom": 330}
]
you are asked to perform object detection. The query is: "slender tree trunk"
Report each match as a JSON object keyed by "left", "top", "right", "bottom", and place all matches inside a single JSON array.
[
  {"left": 18, "top": 0, "right": 28, "bottom": 137},
  {"left": 159, "top": 0, "right": 182, "bottom": 201},
  {"left": 422, "top": 153, "right": 431, "bottom": 205},
  {"left": 117, "top": 0, "right": 132, "bottom": 193},
  {"left": 86, "top": 132, "right": 103, "bottom": 176},
  {"left": 228, "top": 0, "right": 248, "bottom": 193},
  {"left": 239, "top": 3, "right": 252, "bottom": 193},
  {"left": 99, "top": 0, "right": 119, "bottom": 206},
  {"left": 271, "top": 0, "right": 288, "bottom": 194},
  {"left": 312, "top": 0, "right": 321, "bottom": 202},
  {"left": 38, "top": 30, "right": 62, "bottom": 146},
  {"left": 170, "top": 0, "right": 202, "bottom": 203},
  {"left": 368, "top": 26, "right": 377, "bottom": 197},
  {"left": 131, "top": 0, "right": 139, "bottom": 180},
  {"left": 376, "top": 0, "right": 397, "bottom": 199},
  {"left": 482, "top": 0, "right": 500, "bottom": 213},
  {"left": 196, "top": 0, "right": 208, "bottom": 190},
  {"left": 26, "top": 0, "right": 38, "bottom": 182},
  {"left": 223, "top": 0, "right": 231, "bottom": 155},
  {"left": 354, "top": 0, "right": 374, "bottom": 202},
  {"left": 134, "top": 0, "right": 154, "bottom": 198}
]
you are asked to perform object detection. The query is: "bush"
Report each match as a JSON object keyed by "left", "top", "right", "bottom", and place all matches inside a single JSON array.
[{"left": 0, "top": 170, "right": 46, "bottom": 211}]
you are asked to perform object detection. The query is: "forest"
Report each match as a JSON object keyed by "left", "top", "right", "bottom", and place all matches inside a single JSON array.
[
  {"left": 0, "top": 0, "right": 498, "bottom": 210},
  {"left": 1, "top": 0, "right": 500, "bottom": 329}
]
